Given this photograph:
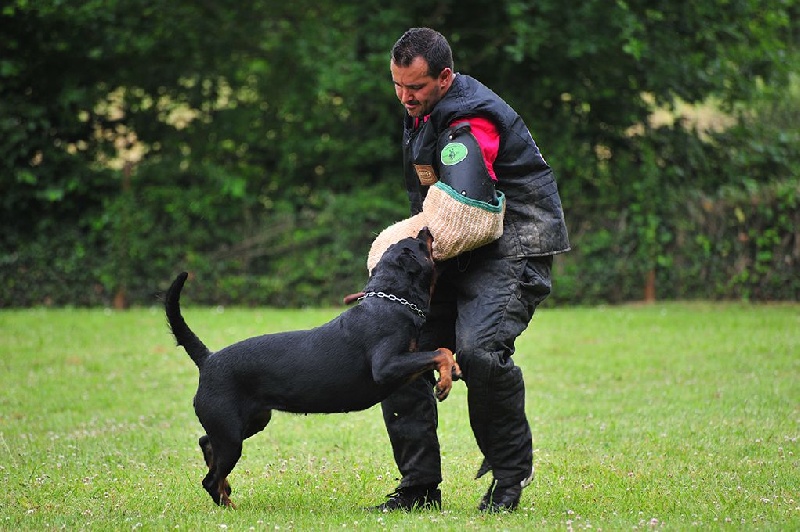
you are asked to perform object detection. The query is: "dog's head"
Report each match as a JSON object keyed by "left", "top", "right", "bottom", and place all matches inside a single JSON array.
[{"left": 364, "top": 227, "right": 436, "bottom": 308}]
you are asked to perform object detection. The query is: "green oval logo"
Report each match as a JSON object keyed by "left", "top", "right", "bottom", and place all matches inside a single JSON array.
[{"left": 441, "top": 142, "right": 468, "bottom": 166}]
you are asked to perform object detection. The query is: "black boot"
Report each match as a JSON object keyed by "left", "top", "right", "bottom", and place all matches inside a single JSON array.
[
  {"left": 367, "top": 484, "right": 441, "bottom": 512},
  {"left": 478, "top": 469, "right": 533, "bottom": 513}
]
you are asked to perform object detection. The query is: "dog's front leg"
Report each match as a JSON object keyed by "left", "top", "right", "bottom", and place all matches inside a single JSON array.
[{"left": 372, "top": 347, "right": 462, "bottom": 401}]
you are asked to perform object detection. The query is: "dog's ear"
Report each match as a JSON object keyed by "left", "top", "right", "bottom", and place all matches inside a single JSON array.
[{"left": 398, "top": 247, "right": 424, "bottom": 275}]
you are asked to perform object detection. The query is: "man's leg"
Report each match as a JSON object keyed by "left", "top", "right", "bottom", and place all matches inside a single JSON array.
[
  {"left": 371, "top": 269, "right": 458, "bottom": 511},
  {"left": 381, "top": 374, "right": 442, "bottom": 489},
  {"left": 455, "top": 254, "right": 553, "bottom": 511}
]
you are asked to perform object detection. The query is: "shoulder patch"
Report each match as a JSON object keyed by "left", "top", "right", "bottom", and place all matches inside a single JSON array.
[{"left": 440, "top": 142, "right": 468, "bottom": 166}]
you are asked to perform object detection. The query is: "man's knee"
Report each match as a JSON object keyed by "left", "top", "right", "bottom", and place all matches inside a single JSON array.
[{"left": 458, "top": 348, "right": 522, "bottom": 389}]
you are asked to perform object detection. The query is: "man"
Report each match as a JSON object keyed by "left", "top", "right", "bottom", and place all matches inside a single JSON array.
[{"left": 371, "top": 27, "right": 570, "bottom": 513}]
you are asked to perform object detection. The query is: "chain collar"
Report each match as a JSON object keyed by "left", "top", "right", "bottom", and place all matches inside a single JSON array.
[{"left": 358, "top": 291, "right": 426, "bottom": 319}]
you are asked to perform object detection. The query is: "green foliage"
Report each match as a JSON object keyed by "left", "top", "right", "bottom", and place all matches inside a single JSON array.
[
  {"left": 0, "top": 227, "right": 109, "bottom": 307},
  {"left": 555, "top": 178, "right": 800, "bottom": 304},
  {"left": 181, "top": 183, "right": 409, "bottom": 307},
  {"left": 674, "top": 179, "right": 800, "bottom": 301},
  {"left": 1, "top": 1, "right": 798, "bottom": 306},
  {"left": 711, "top": 76, "right": 800, "bottom": 186},
  {"left": 0, "top": 0, "right": 281, "bottom": 260},
  {"left": 424, "top": 0, "right": 798, "bottom": 206}
]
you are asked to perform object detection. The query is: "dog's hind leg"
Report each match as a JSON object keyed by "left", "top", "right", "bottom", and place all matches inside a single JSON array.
[
  {"left": 200, "top": 434, "right": 242, "bottom": 508},
  {"left": 196, "top": 411, "right": 270, "bottom": 507},
  {"left": 199, "top": 434, "right": 214, "bottom": 468},
  {"left": 243, "top": 409, "right": 272, "bottom": 440},
  {"left": 199, "top": 435, "right": 232, "bottom": 497}
]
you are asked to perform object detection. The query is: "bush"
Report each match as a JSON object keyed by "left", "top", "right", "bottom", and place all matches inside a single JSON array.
[{"left": 553, "top": 178, "right": 799, "bottom": 304}]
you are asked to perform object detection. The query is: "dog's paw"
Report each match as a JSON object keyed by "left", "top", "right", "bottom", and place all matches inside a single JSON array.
[
  {"left": 221, "top": 497, "right": 237, "bottom": 509},
  {"left": 433, "top": 348, "right": 456, "bottom": 401},
  {"left": 434, "top": 384, "right": 447, "bottom": 401},
  {"left": 452, "top": 362, "right": 463, "bottom": 381}
]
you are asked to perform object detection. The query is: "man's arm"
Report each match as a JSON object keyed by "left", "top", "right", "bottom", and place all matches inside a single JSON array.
[{"left": 449, "top": 117, "right": 500, "bottom": 181}]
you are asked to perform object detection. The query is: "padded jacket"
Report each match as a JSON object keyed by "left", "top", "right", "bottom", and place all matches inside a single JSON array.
[{"left": 402, "top": 73, "right": 570, "bottom": 257}]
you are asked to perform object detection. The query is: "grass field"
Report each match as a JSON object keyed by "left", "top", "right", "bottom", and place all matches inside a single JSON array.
[{"left": 1, "top": 302, "right": 798, "bottom": 530}]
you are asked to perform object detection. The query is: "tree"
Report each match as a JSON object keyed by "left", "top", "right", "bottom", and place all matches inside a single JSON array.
[{"left": 1, "top": 0, "right": 796, "bottom": 306}]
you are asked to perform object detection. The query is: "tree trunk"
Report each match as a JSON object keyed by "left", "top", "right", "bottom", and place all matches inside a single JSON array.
[
  {"left": 644, "top": 268, "right": 656, "bottom": 303},
  {"left": 113, "top": 162, "right": 132, "bottom": 310}
]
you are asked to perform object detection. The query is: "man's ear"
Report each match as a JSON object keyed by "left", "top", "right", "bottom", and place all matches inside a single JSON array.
[{"left": 439, "top": 67, "right": 453, "bottom": 89}]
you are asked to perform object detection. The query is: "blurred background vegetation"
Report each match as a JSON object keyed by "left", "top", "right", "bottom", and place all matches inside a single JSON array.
[{"left": 1, "top": 0, "right": 798, "bottom": 308}]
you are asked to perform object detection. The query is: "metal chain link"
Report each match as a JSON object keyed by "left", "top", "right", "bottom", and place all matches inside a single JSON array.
[{"left": 358, "top": 291, "right": 426, "bottom": 318}]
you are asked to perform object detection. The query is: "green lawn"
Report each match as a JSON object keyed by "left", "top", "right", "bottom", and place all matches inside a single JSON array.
[{"left": 1, "top": 302, "right": 798, "bottom": 530}]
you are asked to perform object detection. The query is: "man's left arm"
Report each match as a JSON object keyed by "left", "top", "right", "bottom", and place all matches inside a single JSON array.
[
  {"left": 367, "top": 117, "right": 506, "bottom": 272},
  {"left": 449, "top": 117, "right": 500, "bottom": 182}
]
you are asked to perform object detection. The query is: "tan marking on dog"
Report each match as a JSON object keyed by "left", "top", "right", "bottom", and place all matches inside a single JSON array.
[{"left": 432, "top": 348, "right": 461, "bottom": 401}]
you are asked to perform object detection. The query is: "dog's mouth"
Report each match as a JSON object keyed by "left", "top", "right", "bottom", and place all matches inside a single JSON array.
[
  {"left": 415, "top": 227, "right": 437, "bottom": 304},
  {"left": 417, "top": 227, "right": 434, "bottom": 259}
]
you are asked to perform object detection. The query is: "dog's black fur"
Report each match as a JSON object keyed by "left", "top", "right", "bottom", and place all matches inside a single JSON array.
[{"left": 165, "top": 228, "right": 461, "bottom": 507}]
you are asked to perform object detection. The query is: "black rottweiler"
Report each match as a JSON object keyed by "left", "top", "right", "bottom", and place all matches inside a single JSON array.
[{"left": 165, "top": 228, "right": 461, "bottom": 508}]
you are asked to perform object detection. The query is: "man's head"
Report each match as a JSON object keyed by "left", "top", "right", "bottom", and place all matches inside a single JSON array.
[{"left": 390, "top": 28, "right": 454, "bottom": 118}]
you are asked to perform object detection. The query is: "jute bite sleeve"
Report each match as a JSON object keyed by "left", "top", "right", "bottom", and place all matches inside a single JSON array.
[{"left": 367, "top": 182, "right": 505, "bottom": 273}]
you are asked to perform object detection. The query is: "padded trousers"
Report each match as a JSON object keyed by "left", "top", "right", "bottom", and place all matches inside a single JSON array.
[{"left": 381, "top": 246, "right": 554, "bottom": 488}]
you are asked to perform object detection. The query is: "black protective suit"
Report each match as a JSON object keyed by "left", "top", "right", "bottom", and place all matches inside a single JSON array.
[{"left": 381, "top": 73, "right": 570, "bottom": 489}]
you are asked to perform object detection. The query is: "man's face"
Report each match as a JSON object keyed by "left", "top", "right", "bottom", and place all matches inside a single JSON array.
[{"left": 390, "top": 56, "right": 452, "bottom": 118}]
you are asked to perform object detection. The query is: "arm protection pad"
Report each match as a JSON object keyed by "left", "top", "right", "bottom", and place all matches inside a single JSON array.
[
  {"left": 438, "top": 122, "right": 499, "bottom": 205},
  {"left": 367, "top": 122, "right": 506, "bottom": 273},
  {"left": 367, "top": 184, "right": 505, "bottom": 272}
]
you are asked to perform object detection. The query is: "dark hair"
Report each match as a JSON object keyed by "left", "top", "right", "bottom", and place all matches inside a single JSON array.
[{"left": 391, "top": 27, "right": 454, "bottom": 77}]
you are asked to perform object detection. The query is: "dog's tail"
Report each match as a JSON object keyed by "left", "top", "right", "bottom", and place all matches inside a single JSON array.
[{"left": 165, "top": 272, "right": 211, "bottom": 369}]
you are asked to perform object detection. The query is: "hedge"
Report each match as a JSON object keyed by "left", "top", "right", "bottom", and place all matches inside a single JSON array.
[{"left": 2, "top": 179, "right": 797, "bottom": 308}]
